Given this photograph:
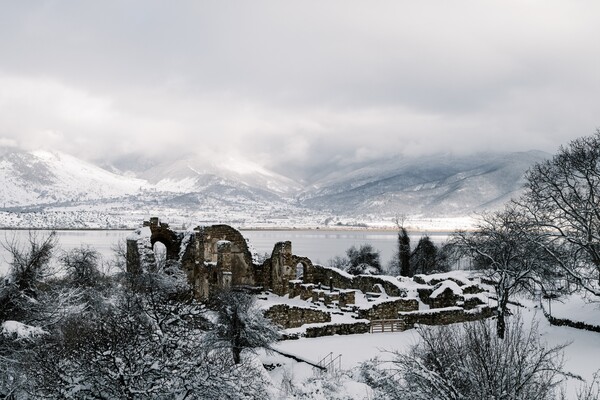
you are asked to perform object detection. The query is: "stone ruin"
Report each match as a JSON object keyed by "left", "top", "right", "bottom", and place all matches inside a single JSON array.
[
  {"left": 127, "top": 218, "right": 495, "bottom": 337},
  {"left": 126, "top": 217, "right": 319, "bottom": 299}
]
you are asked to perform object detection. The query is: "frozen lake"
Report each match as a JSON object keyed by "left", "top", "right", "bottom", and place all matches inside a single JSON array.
[{"left": 0, "top": 229, "right": 450, "bottom": 275}]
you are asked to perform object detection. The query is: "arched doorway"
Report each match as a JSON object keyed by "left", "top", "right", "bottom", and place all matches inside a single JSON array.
[
  {"left": 296, "top": 262, "right": 305, "bottom": 280},
  {"left": 153, "top": 241, "right": 167, "bottom": 270}
]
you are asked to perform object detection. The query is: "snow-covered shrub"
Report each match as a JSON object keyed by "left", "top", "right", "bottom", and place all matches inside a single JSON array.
[
  {"left": 330, "top": 244, "right": 382, "bottom": 276},
  {"left": 59, "top": 245, "right": 101, "bottom": 287},
  {"left": 23, "top": 282, "right": 269, "bottom": 398},
  {"left": 0, "top": 231, "right": 58, "bottom": 322},
  {"left": 280, "top": 369, "right": 374, "bottom": 400},
  {"left": 361, "top": 315, "right": 572, "bottom": 400}
]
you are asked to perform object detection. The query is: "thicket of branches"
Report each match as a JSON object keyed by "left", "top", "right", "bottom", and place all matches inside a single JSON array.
[
  {"left": 450, "top": 206, "right": 561, "bottom": 338},
  {"left": 361, "top": 316, "right": 573, "bottom": 400},
  {"left": 0, "top": 232, "right": 277, "bottom": 399},
  {"left": 328, "top": 243, "right": 382, "bottom": 275},
  {"left": 517, "top": 130, "right": 600, "bottom": 297}
]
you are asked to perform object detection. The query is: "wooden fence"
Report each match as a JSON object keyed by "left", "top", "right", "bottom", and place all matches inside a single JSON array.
[{"left": 370, "top": 319, "right": 406, "bottom": 333}]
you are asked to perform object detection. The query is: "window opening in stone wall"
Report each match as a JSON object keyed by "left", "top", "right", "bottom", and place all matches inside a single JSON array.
[
  {"left": 153, "top": 241, "right": 167, "bottom": 270},
  {"left": 296, "top": 263, "right": 304, "bottom": 280}
]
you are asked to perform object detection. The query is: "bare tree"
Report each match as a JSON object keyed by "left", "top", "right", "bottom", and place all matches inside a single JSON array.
[
  {"left": 211, "top": 290, "right": 280, "bottom": 364},
  {"left": 451, "top": 206, "right": 557, "bottom": 338},
  {"left": 518, "top": 130, "right": 600, "bottom": 298},
  {"left": 1, "top": 231, "right": 58, "bottom": 323},
  {"left": 2, "top": 231, "right": 57, "bottom": 297},
  {"left": 362, "top": 315, "right": 573, "bottom": 400},
  {"left": 60, "top": 245, "right": 101, "bottom": 287},
  {"left": 575, "top": 371, "right": 600, "bottom": 400}
]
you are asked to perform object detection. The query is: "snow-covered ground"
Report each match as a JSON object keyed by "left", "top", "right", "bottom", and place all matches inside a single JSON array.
[
  {"left": 546, "top": 293, "right": 600, "bottom": 327},
  {"left": 259, "top": 290, "right": 600, "bottom": 399},
  {"left": 0, "top": 209, "right": 477, "bottom": 231}
]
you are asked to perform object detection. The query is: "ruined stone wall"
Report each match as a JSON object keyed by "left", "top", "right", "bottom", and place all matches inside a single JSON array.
[
  {"left": 188, "top": 225, "right": 258, "bottom": 297},
  {"left": 357, "top": 298, "right": 419, "bottom": 320},
  {"left": 429, "top": 290, "right": 464, "bottom": 309},
  {"left": 291, "top": 256, "right": 315, "bottom": 284},
  {"left": 268, "top": 241, "right": 296, "bottom": 296},
  {"left": 264, "top": 304, "right": 331, "bottom": 329},
  {"left": 310, "top": 265, "right": 406, "bottom": 297},
  {"left": 126, "top": 239, "right": 141, "bottom": 274},
  {"left": 397, "top": 306, "right": 495, "bottom": 330},
  {"left": 354, "top": 276, "right": 406, "bottom": 297},
  {"left": 288, "top": 281, "right": 315, "bottom": 300},
  {"left": 310, "top": 264, "right": 354, "bottom": 290},
  {"left": 200, "top": 225, "right": 254, "bottom": 268}
]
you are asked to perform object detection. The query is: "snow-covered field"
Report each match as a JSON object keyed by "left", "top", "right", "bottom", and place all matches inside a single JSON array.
[
  {"left": 1, "top": 223, "right": 598, "bottom": 398},
  {"left": 259, "top": 293, "right": 600, "bottom": 400},
  {"left": 0, "top": 209, "right": 477, "bottom": 232}
]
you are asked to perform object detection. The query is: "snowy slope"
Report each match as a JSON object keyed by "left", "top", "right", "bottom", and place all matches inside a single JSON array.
[
  {"left": 299, "top": 151, "right": 550, "bottom": 216},
  {"left": 0, "top": 149, "right": 147, "bottom": 207},
  {"left": 0, "top": 148, "right": 549, "bottom": 224},
  {"left": 141, "top": 155, "right": 302, "bottom": 197}
]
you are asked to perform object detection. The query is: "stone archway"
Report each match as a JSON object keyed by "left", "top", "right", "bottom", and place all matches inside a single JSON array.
[
  {"left": 149, "top": 223, "right": 181, "bottom": 262},
  {"left": 295, "top": 262, "right": 304, "bottom": 280},
  {"left": 153, "top": 241, "right": 167, "bottom": 269},
  {"left": 292, "top": 256, "right": 315, "bottom": 284}
]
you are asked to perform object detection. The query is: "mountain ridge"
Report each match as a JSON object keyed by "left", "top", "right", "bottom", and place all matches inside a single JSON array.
[{"left": 0, "top": 148, "right": 550, "bottom": 223}]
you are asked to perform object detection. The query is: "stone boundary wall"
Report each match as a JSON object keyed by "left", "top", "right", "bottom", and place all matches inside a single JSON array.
[
  {"left": 264, "top": 304, "right": 331, "bottom": 329},
  {"left": 304, "top": 322, "right": 370, "bottom": 338},
  {"left": 542, "top": 308, "right": 600, "bottom": 333}
]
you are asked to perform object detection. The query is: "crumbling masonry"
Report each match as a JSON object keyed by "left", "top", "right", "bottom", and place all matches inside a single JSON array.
[
  {"left": 127, "top": 217, "right": 317, "bottom": 299},
  {"left": 127, "top": 218, "right": 495, "bottom": 336}
]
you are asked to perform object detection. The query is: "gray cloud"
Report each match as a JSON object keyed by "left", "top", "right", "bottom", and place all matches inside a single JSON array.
[{"left": 0, "top": 1, "right": 599, "bottom": 174}]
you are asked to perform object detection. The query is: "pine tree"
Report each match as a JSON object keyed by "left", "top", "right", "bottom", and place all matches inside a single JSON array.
[{"left": 399, "top": 228, "right": 411, "bottom": 277}]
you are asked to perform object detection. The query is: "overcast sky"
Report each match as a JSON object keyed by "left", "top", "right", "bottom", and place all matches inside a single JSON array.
[{"left": 1, "top": 1, "right": 599, "bottom": 174}]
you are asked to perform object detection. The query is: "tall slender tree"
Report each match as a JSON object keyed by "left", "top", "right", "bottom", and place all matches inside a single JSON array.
[
  {"left": 394, "top": 215, "right": 412, "bottom": 277},
  {"left": 411, "top": 235, "right": 438, "bottom": 275},
  {"left": 399, "top": 227, "right": 412, "bottom": 277}
]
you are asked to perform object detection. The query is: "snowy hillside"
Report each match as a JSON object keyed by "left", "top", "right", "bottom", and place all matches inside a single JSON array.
[
  {"left": 299, "top": 151, "right": 550, "bottom": 216},
  {"left": 0, "top": 149, "right": 148, "bottom": 208},
  {"left": 140, "top": 155, "right": 302, "bottom": 197},
  {"left": 0, "top": 148, "right": 549, "bottom": 228}
]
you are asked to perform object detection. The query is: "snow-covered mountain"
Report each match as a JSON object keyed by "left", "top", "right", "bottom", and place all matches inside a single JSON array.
[
  {"left": 139, "top": 155, "right": 302, "bottom": 197},
  {"left": 298, "top": 151, "right": 549, "bottom": 216},
  {"left": 0, "top": 149, "right": 148, "bottom": 208},
  {"left": 0, "top": 147, "right": 549, "bottom": 226}
]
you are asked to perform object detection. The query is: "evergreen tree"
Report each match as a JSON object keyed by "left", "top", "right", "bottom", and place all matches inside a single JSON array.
[
  {"left": 411, "top": 235, "right": 438, "bottom": 275},
  {"left": 399, "top": 228, "right": 411, "bottom": 277}
]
